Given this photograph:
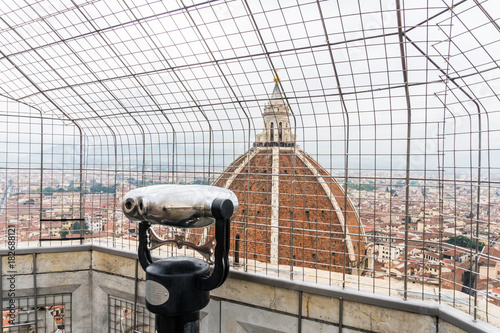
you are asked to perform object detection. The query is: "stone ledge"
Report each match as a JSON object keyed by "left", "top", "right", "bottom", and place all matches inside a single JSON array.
[{"left": 0, "top": 245, "right": 497, "bottom": 332}]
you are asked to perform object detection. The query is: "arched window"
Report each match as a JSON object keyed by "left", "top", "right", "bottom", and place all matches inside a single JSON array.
[
  {"left": 270, "top": 122, "right": 274, "bottom": 141},
  {"left": 278, "top": 122, "right": 283, "bottom": 141}
]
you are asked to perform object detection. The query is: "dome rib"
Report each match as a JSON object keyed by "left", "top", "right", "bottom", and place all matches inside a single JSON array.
[
  {"left": 295, "top": 149, "right": 357, "bottom": 265},
  {"left": 270, "top": 147, "right": 280, "bottom": 264},
  {"left": 217, "top": 148, "right": 260, "bottom": 189}
]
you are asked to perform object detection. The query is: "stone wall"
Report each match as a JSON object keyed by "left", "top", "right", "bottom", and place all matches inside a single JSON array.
[{"left": 1, "top": 246, "right": 496, "bottom": 332}]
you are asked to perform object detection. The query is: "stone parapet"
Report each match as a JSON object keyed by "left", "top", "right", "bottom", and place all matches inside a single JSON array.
[{"left": 0, "top": 245, "right": 497, "bottom": 332}]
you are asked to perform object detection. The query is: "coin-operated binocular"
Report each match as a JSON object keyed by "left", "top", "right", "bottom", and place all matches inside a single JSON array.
[{"left": 122, "top": 185, "right": 238, "bottom": 333}]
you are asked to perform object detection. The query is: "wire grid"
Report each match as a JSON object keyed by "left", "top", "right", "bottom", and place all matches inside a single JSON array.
[
  {"left": 1, "top": 293, "right": 71, "bottom": 332},
  {"left": 108, "top": 296, "right": 154, "bottom": 333},
  {"left": 0, "top": 0, "right": 499, "bottom": 327}
]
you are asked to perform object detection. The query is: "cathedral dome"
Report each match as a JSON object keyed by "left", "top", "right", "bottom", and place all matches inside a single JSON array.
[{"left": 214, "top": 82, "right": 367, "bottom": 273}]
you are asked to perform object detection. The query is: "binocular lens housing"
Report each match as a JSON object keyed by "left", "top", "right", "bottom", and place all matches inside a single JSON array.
[{"left": 122, "top": 184, "right": 238, "bottom": 228}]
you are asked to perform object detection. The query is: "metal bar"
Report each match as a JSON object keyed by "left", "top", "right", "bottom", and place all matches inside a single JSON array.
[
  {"left": 33, "top": 253, "right": 38, "bottom": 333},
  {"left": 39, "top": 238, "right": 85, "bottom": 242},
  {"left": 395, "top": 0, "right": 412, "bottom": 301},
  {"left": 156, "top": 312, "right": 200, "bottom": 333},
  {"left": 39, "top": 219, "right": 85, "bottom": 222},
  {"left": 339, "top": 297, "right": 343, "bottom": 333},
  {"left": 133, "top": 258, "right": 139, "bottom": 331},
  {"left": 316, "top": 0, "right": 352, "bottom": 287},
  {"left": 298, "top": 290, "right": 302, "bottom": 333}
]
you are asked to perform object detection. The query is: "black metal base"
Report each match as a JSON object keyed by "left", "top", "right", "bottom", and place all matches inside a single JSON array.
[
  {"left": 145, "top": 257, "right": 210, "bottom": 316},
  {"left": 156, "top": 312, "right": 200, "bottom": 333}
]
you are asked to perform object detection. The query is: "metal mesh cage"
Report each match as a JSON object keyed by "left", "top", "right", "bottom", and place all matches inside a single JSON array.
[{"left": 0, "top": 0, "right": 500, "bottom": 327}]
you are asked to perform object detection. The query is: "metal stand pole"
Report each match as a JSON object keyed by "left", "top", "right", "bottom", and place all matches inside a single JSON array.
[{"left": 156, "top": 312, "right": 200, "bottom": 333}]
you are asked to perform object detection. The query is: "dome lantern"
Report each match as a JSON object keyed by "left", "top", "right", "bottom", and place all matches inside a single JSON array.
[{"left": 255, "top": 82, "right": 295, "bottom": 147}]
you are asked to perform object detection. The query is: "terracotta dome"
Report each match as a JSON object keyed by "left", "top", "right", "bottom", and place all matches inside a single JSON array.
[{"left": 213, "top": 82, "right": 367, "bottom": 273}]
